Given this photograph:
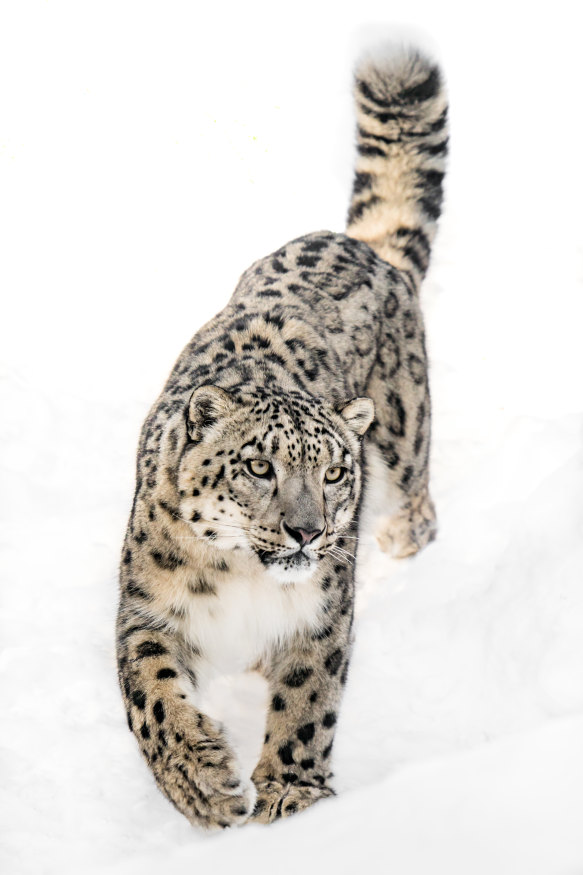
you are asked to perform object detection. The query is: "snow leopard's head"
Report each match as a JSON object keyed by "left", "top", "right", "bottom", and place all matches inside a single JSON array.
[{"left": 175, "top": 385, "right": 374, "bottom": 584}]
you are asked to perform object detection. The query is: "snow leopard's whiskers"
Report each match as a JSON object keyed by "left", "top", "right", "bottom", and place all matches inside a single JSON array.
[{"left": 328, "top": 546, "right": 354, "bottom": 567}]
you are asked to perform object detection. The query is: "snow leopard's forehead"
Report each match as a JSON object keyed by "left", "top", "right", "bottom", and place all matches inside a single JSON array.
[{"left": 232, "top": 390, "right": 355, "bottom": 470}]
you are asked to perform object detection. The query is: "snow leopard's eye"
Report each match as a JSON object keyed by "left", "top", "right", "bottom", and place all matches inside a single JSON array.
[
  {"left": 246, "top": 459, "right": 273, "bottom": 478},
  {"left": 325, "top": 466, "right": 345, "bottom": 483}
]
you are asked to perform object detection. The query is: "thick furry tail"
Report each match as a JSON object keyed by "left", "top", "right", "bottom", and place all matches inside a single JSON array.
[{"left": 346, "top": 48, "right": 448, "bottom": 283}]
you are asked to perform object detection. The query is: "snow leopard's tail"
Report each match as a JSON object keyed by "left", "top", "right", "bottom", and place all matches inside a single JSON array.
[{"left": 346, "top": 48, "right": 448, "bottom": 285}]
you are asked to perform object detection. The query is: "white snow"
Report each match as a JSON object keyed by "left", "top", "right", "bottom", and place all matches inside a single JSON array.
[{"left": 1, "top": 1, "right": 582, "bottom": 873}]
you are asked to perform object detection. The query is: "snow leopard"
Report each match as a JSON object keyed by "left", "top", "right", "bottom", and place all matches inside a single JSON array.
[{"left": 116, "top": 47, "right": 448, "bottom": 828}]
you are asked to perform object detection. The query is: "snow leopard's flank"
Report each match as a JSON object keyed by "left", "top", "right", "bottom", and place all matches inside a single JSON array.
[{"left": 117, "top": 46, "right": 448, "bottom": 828}]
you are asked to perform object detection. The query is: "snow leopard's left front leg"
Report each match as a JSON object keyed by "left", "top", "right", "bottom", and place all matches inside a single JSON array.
[{"left": 250, "top": 581, "right": 354, "bottom": 823}]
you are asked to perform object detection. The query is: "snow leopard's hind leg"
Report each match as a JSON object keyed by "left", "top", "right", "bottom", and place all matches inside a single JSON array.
[{"left": 364, "top": 336, "right": 436, "bottom": 559}]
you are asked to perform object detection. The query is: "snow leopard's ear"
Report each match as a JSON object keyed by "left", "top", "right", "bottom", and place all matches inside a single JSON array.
[
  {"left": 337, "top": 397, "right": 375, "bottom": 436},
  {"left": 186, "top": 385, "right": 237, "bottom": 442}
]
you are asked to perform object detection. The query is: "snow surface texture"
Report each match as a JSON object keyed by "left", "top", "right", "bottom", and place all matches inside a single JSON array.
[{"left": 1, "top": 2, "right": 583, "bottom": 873}]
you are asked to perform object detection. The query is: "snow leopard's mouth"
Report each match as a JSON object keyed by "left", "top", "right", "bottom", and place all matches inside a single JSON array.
[
  {"left": 253, "top": 545, "right": 322, "bottom": 583},
  {"left": 257, "top": 548, "right": 318, "bottom": 585},
  {"left": 282, "top": 550, "right": 313, "bottom": 569},
  {"left": 256, "top": 547, "right": 315, "bottom": 568}
]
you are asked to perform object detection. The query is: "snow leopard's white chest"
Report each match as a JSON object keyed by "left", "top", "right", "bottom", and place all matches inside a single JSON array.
[{"left": 182, "top": 560, "right": 324, "bottom": 684}]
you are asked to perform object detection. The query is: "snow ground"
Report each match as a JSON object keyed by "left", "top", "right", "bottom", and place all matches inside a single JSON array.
[{"left": 1, "top": 2, "right": 582, "bottom": 873}]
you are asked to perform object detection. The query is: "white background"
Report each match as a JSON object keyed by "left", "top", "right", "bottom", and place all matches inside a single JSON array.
[{"left": 1, "top": 1, "right": 582, "bottom": 873}]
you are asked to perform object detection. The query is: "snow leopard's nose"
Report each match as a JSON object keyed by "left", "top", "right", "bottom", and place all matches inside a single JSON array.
[{"left": 283, "top": 522, "right": 324, "bottom": 546}]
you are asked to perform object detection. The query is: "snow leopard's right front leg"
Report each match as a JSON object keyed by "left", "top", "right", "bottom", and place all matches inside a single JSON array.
[
  {"left": 250, "top": 576, "right": 354, "bottom": 823},
  {"left": 117, "top": 618, "right": 254, "bottom": 829}
]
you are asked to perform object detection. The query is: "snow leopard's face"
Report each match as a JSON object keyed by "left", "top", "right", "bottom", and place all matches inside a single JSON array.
[{"left": 177, "top": 386, "right": 373, "bottom": 584}]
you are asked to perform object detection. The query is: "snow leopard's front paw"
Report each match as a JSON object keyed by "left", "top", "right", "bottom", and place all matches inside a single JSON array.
[
  {"left": 153, "top": 713, "right": 256, "bottom": 829},
  {"left": 250, "top": 778, "right": 334, "bottom": 824},
  {"left": 200, "top": 779, "right": 257, "bottom": 830},
  {"left": 167, "top": 748, "right": 256, "bottom": 829},
  {"left": 376, "top": 490, "right": 437, "bottom": 558}
]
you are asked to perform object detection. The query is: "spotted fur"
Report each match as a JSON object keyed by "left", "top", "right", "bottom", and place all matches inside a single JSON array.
[{"left": 117, "top": 47, "right": 448, "bottom": 828}]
